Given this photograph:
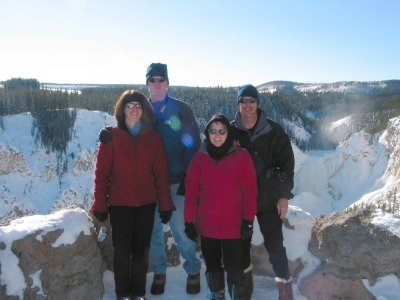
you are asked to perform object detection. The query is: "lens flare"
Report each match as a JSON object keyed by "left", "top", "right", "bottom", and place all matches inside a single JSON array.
[
  {"left": 182, "top": 133, "right": 195, "bottom": 148},
  {"left": 169, "top": 116, "right": 181, "bottom": 131}
]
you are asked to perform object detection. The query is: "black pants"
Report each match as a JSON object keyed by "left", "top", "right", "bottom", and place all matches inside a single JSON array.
[
  {"left": 202, "top": 236, "right": 243, "bottom": 273},
  {"left": 109, "top": 204, "right": 156, "bottom": 297},
  {"left": 201, "top": 236, "right": 244, "bottom": 296},
  {"left": 243, "top": 208, "right": 290, "bottom": 279}
]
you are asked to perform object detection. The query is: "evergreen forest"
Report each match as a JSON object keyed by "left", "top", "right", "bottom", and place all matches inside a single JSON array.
[{"left": 1, "top": 78, "right": 400, "bottom": 153}]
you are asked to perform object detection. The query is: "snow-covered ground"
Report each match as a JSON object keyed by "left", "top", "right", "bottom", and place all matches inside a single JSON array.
[{"left": 1, "top": 208, "right": 399, "bottom": 299}]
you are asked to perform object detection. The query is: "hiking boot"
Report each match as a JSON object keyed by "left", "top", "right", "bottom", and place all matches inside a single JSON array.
[
  {"left": 276, "top": 277, "right": 294, "bottom": 300},
  {"left": 150, "top": 273, "right": 166, "bottom": 295},
  {"left": 207, "top": 289, "right": 225, "bottom": 300},
  {"left": 187, "top": 273, "right": 201, "bottom": 294}
]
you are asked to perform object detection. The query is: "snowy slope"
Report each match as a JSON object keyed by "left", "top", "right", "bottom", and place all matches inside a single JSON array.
[{"left": 0, "top": 109, "right": 115, "bottom": 223}]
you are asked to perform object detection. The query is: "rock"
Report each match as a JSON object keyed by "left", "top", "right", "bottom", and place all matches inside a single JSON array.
[
  {"left": 0, "top": 145, "right": 28, "bottom": 175},
  {"left": 300, "top": 207, "right": 400, "bottom": 299},
  {"left": 251, "top": 244, "right": 304, "bottom": 279},
  {"left": 308, "top": 208, "right": 400, "bottom": 280},
  {"left": 299, "top": 266, "right": 376, "bottom": 300},
  {"left": 88, "top": 210, "right": 114, "bottom": 271},
  {"left": 0, "top": 209, "right": 104, "bottom": 300}
]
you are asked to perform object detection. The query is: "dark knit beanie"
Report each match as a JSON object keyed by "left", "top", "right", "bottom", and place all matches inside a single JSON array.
[
  {"left": 237, "top": 84, "right": 259, "bottom": 105},
  {"left": 146, "top": 63, "right": 169, "bottom": 83}
]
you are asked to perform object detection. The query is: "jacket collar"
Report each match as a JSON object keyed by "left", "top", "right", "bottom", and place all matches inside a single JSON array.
[{"left": 234, "top": 108, "right": 272, "bottom": 142}]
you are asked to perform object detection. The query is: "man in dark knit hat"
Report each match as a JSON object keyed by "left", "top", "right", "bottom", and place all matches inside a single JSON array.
[
  {"left": 231, "top": 84, "right": 295, "bottom": 300},
  {"left": 145, "top": 62, "right": 202, "bottom": 296}
]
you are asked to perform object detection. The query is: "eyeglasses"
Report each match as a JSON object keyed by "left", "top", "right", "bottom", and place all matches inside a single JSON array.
[
  {"left": 149, "top": 77, "right": 166, "bottom": 83},
  {"left": 239, "top": 98, "right": 257, "bottom": 104},
  {"left": 125, "top": 102, "right": 143, "bottom": 109},
  {"left": 208, "top": 128, "right": 227, "bottom": 135}
]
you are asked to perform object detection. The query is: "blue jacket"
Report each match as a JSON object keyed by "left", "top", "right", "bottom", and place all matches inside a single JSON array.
[{"left": 151, "top": 95, "right": 201, "bottom": 184}]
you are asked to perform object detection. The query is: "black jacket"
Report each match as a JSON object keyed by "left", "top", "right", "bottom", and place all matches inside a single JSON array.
[{"left": 231, "top": 109, "right": 295, "bottom": 211}]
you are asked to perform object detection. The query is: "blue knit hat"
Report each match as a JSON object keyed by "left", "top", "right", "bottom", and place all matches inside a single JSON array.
[
  {"left": 146, "top": 63, "right": 169, "bottom": 83},
  {"left": 237, "top": 84, "right": 259, "bottom": 105}
]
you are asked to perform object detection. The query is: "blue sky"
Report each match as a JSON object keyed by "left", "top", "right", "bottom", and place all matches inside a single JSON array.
[{"left": 1, "top": 0, "right": 399, "bottom": 87}]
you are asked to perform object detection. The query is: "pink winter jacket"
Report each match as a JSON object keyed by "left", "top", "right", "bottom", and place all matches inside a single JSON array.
[{"left": 184, "top": 144, "right": 257, "bottom": 239}]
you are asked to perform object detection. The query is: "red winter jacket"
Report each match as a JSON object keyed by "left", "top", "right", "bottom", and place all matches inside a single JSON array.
[
  {"left": 184, "top": 144, "right": 257, "bottom": 239},
  {"left": 92, "top": 127, "right": 174, "bottom": 212}
]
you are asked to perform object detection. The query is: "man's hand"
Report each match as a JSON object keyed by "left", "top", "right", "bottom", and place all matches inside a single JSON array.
[
  {"left": 277, "top": 198, "right": 289, "bottom": 219},
  {"left": 159, "top": 211, "right": 173, "bottom": 224},
  {"left": 99, "top": 126, "right": 113, "bottom": 143}
]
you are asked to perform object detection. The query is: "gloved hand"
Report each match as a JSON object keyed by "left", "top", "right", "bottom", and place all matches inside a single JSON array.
[
  {"left": 92, "top": 211, "right": 108, "bottom": 222},
  {"left": 99, "top": 126, "right": 113, "bottom": 143},
  {"left": 184, "top": 222, "right": 198, "bottom": 241},
  {"left": 241, "top": 219, "right": 253, "bottom": 241},
  {"left": 159, "top": 211, "right": 173, "bottom": 224}
]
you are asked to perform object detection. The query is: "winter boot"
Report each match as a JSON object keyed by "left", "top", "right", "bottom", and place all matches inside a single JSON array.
[
  {"left": 227, "top": 271, "right": 246, "bottom": 300},
  {"left": 243, "top": 269, "right": 253, "bottom": 300},
  {"left": 206, "top": 271, "right": 226, "bottom": 300},
  {"left": 275, "top": 277, "right": 294, "bottom": 300},
  {"left": 150, "top": 273, "right": 166, "bottom": 295},
  {"left": 187, "top": 273, "right": 201, "bottom": 294}
]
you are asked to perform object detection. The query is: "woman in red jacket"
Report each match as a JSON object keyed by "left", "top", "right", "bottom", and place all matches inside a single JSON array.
[
  {"left": 91, "top": 89, "right": 175, "bottom": 300},
  {"left": 184, "top": 113, "right": 257, "bottom": 300}
]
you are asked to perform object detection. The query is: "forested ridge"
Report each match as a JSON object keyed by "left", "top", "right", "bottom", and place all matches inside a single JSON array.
[{"left": 1, "top": 78, "right": 400, "bottom": 152}]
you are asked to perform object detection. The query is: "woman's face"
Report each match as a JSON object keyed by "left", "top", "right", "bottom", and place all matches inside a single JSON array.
[
  {"left": 208, "top": 121, "right": 227, "bottom": 147},
  {"left": 124, "top": 101, "right": 143, "bottom": 124}
]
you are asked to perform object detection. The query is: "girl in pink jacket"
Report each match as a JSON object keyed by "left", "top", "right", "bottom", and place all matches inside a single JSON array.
[{"left": 184, "top": 113, "right": 257, "bottom": 300}]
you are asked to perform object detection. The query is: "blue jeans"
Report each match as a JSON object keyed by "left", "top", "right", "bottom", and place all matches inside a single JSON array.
[{"left": 149, "top": 183, "right": 201, "bottom": 275}]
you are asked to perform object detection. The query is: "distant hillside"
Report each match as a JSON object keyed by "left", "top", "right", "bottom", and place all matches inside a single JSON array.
[{"left": 1, "top": 79, "right": 400, "bottom": 150}]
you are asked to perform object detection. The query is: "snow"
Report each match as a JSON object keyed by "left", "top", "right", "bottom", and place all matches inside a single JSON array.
[
  {"left": 0, "top": 208, "right": 92, "bottom": 298},
  {"left": 0, "top": 110, "right": 400, "bottom": 299},
  {"left": 363, "top": 274, "right": 400, "bottom": 300},
  {"left": 371, "top": 210, "right": 400, "bottom": 238}
]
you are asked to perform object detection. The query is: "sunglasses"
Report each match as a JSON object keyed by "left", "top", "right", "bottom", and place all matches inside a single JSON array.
[
  {"left": 208, "top": 128, "right": 227, "bottom": 135},
  {"left": 125, "top": 102, "right": 143, "bottom": 109},
  {"left": 239, "top": 98, "right": 257, "bottom": 104},
  {"left": 149, "top": 77, "right": 166, "bottom": 83}
]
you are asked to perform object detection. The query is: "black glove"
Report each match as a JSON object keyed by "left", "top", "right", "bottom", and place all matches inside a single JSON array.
[
  {"left": 92, "top": 211, "right": 108, "bottom": 222},
  {"left": 241, "top": 219, "right": 253, "bottom": 241},
  {"left": 99, "top": 126, "right": 113, "bottom": 143},
  {"left": 184, "top": 222, "right": 198, "bottom": 241},
  {"left": 159, "top": 211, "right": 172, "bottom": 224}
]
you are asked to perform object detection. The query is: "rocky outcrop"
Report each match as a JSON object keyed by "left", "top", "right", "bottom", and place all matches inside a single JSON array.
[
  {"left": 384, "top": 117, "right": 400, "bottom": 177},
  {"left": 299, "top": 266, "right": 376, "bottom": 300},
  {"left": 0, "top": 209, "right": 103, "bottom": 300},
  {"left": 0, "top": 145, "right": 28, "bottom": 175},
  {"left": 299, "top": 208, "right": 400, "bottom": 299}
]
